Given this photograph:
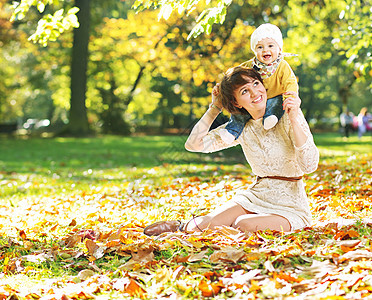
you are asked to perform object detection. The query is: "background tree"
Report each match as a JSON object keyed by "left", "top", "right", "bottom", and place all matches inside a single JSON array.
[
  {"left": 335, "top": 0, "right": 371, "bottom": 78},
  {"left": 3, "top": 0, "right": 371, "bottom": 134},
  {"left": 0, "top": 0, "right": 32, "bottom": 123},
  {"left": 284, "top": 0, "right": 371, "bottom": 122},
  {"left": 66, "top": 0, "right": 90, "bottom": 136},
  {"left": 9, "top": 0, "right": 133, "bottom": 135}
]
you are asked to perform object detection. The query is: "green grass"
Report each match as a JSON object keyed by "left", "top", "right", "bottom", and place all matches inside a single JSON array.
[
  {"left": 0, "top": 134, "right": 247, "bottom": 171},
  {"left": 0, "top": 135, "right": 247, "bottom": 200},
  {"left": 1, "top": 132, "right": 370, "bottom": 169},
  {"left": 0, "top": 132, "right": 370, "bottom": 200},
  {"left": 313, "top": 132, "right": 372, "bottom": 158}
]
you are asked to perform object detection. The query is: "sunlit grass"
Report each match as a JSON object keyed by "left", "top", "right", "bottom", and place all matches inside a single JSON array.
[
  {"left": 314, "top": 132, "right": 372, "bottom": 157},
  {"left": 0, "top": 132, "right": 370, "bottom": 201}
]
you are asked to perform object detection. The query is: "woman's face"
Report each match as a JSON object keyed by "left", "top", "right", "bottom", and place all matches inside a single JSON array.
[{"left": 233, "top": 76, "right": 267, "bottom": 117}]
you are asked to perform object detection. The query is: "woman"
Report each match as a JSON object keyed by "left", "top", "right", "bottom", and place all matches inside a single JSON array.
[{"left": 144, "top": 67, "right": 319, "bottom": 236}]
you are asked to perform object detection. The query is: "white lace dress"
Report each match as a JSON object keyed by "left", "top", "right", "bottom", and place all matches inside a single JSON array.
[{"left": 202, "top": 111, "right": 319, "bottom": 230}]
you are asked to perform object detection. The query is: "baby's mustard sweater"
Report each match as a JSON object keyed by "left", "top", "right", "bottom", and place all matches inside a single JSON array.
[{"left": 241, "top": 58, "right": 298, "bottom": 99}]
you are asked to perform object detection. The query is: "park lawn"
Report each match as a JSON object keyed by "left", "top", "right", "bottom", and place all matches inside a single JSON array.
[{"left": 0, "top": 133, "right": 371, "bottom": 299}]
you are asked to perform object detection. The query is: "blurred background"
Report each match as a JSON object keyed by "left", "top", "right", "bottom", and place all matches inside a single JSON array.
[{"left": 0, "top": 0, "right": 371, "bottom": 138}]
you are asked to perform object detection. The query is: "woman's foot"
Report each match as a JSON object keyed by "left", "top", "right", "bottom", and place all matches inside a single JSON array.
[{"left": 143, "top": 220, "right": 183, "bottom": 236}]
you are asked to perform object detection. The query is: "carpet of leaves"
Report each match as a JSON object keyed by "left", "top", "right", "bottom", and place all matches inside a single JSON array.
[{"left": 0, "top": 154, "right": 371, "bottom": 299}]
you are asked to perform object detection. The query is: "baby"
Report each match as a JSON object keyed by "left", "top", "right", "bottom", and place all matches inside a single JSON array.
[{"left": 220, "top": 23, "right": 299, "bottom": 143}]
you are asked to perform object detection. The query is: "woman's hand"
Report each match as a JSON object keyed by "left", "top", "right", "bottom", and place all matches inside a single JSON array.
[
  {"left": 211, "top": 83, "right": 223, "bottom": 111},
  {"left": 283, "top": 91, "right": 301, "bottom": 123},
  {"left": 185, "top": 83, "right": 223, "bottom": 152}
]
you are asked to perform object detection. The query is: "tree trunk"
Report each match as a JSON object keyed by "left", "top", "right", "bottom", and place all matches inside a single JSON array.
[
  {"left": 65, "top": 0, "right": 91, "bottom": 136},
  {"left": 98, "top": 76, "right": 131, "bottom": 135}
]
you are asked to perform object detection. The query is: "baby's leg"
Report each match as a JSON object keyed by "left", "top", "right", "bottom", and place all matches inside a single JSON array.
[
  {"left": 221, "top": 114, "right": 252, "bottom": 143},
  {"left": 263, "top": 95, "right": 285, "bottom": 130}
]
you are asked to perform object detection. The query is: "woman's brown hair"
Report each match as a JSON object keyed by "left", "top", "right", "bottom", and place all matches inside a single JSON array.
[{"left": 219, "top": 66, "right": 264, "bottom": 115}]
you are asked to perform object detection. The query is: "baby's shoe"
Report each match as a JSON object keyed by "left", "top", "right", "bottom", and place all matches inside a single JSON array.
[
  {"left": 263, "top": 115, "right": 278, "bottom": 130},
  {"left": 220, "top": 128, "right": 236, "bottom": 144}
]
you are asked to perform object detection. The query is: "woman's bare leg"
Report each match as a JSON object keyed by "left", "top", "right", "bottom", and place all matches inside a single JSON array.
[
  {"left": 185, "top": 201, "right": 252, "bottom": 231},
  {"left": 232, "top": 214, "right": 291, "bottom": 232},
  {"left": 185, "top": 201, "right": 291, "bottom": 232}
]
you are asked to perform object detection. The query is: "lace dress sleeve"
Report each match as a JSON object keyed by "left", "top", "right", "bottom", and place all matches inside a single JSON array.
[
  {"left": 289, "top": 111, "right": 319, "bottom": 173},
  {"left": 202, "top": 124, "right": 240, "bottom": 153}
]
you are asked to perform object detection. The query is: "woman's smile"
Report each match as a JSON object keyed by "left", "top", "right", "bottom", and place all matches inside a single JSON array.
[{"left": 252, "top": 95, "right": 263, "bottom": 103}]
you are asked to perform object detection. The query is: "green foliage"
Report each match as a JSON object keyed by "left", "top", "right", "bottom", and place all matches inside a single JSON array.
[
  {"left": 11, "top": 1, "right": 80, "bottom": 46},
  {"left": 187, "top": 1, "right": 231, "bottom": 39},
  {"left": 335, "top": 0, "right": 372, "bottom": 77},
  {"left": 28, "top": 7, "right": 80, "bottom": 46},
  {"left": 132, "top": 0, "right": 233, "bottom": 39},
  {"left": 284, "top": 0, "right": 371, "bottom": 119},
  {"left": 10, "top": 0, "right": 54, "bottom": 21}
]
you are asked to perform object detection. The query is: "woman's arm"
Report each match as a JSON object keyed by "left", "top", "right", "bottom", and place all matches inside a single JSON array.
[
  {"left": 283, "top": 91, "right": 307, "bottom": 148},
  {"left": 283, "top": 91, "right": 319, "bottom": 173},
  {"left": 185, "top": 85, "right": 223, "bottom": 152}
]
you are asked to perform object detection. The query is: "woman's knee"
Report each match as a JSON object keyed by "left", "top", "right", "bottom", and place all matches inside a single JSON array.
[
  {"left": 198, "top": 215, "right": 236, "bottom": 230},
  {"left": 185, "top": 215, "right": 213, "bottom": 231},
  {"left": 232, "top": 215, "right": 258, "bottom": 232},
  {"left": 198, "top": 216, "right": 225, "bottom": 230}
]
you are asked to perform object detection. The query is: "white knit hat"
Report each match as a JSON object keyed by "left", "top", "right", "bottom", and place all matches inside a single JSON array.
[{"left": 250, "top": 23, "right": 283, "bottom": 54}]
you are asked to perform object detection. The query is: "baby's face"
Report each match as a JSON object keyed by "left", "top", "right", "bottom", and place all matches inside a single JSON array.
[{"left": 255, "top": 38, "right": 281, "bottom": 65}]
